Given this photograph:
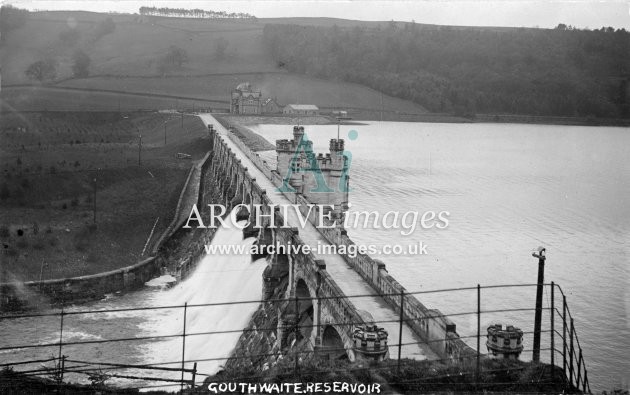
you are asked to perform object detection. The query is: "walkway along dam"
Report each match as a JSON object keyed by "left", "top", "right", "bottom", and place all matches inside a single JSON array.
[{"left": 200, "top": 113, "right": 478, "bottom": 363}]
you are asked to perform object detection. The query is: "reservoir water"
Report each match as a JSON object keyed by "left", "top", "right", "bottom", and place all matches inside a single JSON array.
[
  {"left": 252, "top": 121, "right": 629, "bottom": 391},
  {"left": 1, "top": 121, "right": 628, "bottom": 391}
]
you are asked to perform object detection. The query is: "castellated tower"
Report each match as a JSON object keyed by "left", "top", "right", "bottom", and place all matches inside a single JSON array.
[{"left": 275, "top": 126, "right": 349, "bottom": 227}]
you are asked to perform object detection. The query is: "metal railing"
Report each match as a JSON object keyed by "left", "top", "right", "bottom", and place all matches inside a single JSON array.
[
  {"left": 0, "top": 282, "right": 590, "bottom": 393},
  {"left": 552, "top": 282, "right": 590, "bottom": 393}
]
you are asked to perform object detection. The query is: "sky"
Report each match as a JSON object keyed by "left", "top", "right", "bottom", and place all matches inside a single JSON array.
[{"left": 5, "top": 0, "right": 630, "bottom": 29}]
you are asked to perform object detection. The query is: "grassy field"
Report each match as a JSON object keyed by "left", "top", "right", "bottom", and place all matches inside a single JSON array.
[
  {"left": 0, "top": 111, "right": 210, "bottom": 282},
  {"left": 0, "top": 10, "right": 427, "bottom": 116},
  {"left": 1, "top": 73, "right": 426, "bottom": 115},
  {"left": 0, "top": 85, "right": 228, "bottom": 112}
]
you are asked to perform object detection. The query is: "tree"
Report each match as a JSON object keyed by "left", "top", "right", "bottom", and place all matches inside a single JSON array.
[
  {"left": 262, "top": 22, "right": 630, "bottom": 119},
  {"left": 25, "top": 59, "right": 56, "bottom": 82},
  {"left": 0, "top": 5, "right": 28, "bottom": 41},
  {"left": 215, "top": 36, "right": 229, "bottom": 59},
  {"left": 72, "top": 50, "right": 91, "bottom": 78},
  {"left": 158, "top": 45, "right": 188, "bottom": 73}
]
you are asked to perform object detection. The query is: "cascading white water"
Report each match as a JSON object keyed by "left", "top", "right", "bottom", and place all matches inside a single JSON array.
[
  {"left": 140, "top": 217, "right": 267, "bottom": 386},
  {"left": 0, "top": 212, "right": 267, "bottom": 391},
  {"left": 0, "top": 213, "right": 267, "bottom": 392}
]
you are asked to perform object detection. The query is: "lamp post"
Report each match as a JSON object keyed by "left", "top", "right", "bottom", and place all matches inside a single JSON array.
[{"left": 532, "top": 246, "right": 546, "bottom": 362}]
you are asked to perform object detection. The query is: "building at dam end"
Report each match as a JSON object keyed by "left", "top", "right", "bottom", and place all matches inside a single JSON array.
[
  {"left": 230, "top": 82, "right": 262, "bottom": 114},
  {"left": 275, "top": 126, "right": 350, "bottom": 224},
  {"left": 230, "top": 82, "right": 284, "bottom": 115}
]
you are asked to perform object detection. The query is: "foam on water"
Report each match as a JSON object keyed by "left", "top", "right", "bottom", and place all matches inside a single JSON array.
[
  {"left": 140, "top": 218, "right": 267, "bottom": 383},
  {"left": 0, "top": 213, "right": 266, "bottom": 391}
]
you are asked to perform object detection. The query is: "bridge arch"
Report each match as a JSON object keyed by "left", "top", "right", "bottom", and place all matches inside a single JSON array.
[
  {"left": 295, "top": 279, "right": 314, "bottom": 343},
  {"left": 320, "top": 325, "right": 348, "bottom": 360}
]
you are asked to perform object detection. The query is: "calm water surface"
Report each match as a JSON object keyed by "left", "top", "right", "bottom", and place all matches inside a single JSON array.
[{"left": 252, "top": 121, "right": 630, "bottom": 391}]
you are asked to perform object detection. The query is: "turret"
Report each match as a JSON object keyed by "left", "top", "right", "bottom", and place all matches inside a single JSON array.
[
  {"left": 329, "top": 138, "right": 344, "bottom": 153},
  {"left": 274, "top": 126, "right": 350, "bottom": 226},
  {"left": 293, "top": 126, "right": 305, "bottom": 144}
]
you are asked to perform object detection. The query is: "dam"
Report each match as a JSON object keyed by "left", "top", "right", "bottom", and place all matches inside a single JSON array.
[
  {"left": 0, "top": 113, "right": 594, "bottom": 393},
  {"left": 197, "top": 113, "right": 474, "bottom": 362}
]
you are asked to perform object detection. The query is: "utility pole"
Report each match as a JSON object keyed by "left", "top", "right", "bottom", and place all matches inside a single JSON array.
[
  {"left": 93, "top": 177, "right": 97, "bottom": 224},
  {"left": 138, "top": 134, "right": 142, "bottom": 166},
  {"left": 164, "top": 122, "right": 167, "bottom": 146},
  {"left": 38, "top": 259, "right": 46, "bottom": 292},
  {"left": 532, "top": 246, "right": 546, "bottom": 362}
]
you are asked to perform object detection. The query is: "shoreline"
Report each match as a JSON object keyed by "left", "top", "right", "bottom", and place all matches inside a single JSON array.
[{"left": 217, "top": 112, "right": 630, "bottom": 127}]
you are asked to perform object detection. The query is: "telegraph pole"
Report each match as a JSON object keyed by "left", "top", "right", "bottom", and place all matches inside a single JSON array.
[
  {"left": 532, "top": 246, "right": 546, "bottom": 362},
  {"left": 38, "top": 259, "right": 46, "bottom": 292},
  {"left": 164, "top": 122, "right": 167, "bottom": 146},
  {"left": 138, "top": 134, "right": 142, "bottom": 166},
  {"left": 93, "top": 177, "right": 97, "bottom": 224}
]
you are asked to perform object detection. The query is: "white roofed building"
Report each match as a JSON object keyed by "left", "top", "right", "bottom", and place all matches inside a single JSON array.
[{"left": 283, "top": 104, "right": 319, "bottom": 115}]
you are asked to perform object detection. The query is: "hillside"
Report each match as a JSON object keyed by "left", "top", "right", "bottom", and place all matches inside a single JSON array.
[
  {"left": 2, "top": 7, "right": 628, "bottom": 120},
  {"left": 0, "top": 111, "right": 210, "bottom": 281},
  {"left": 263, "top": 23, "right": 630, "bottom": 119},
  {"left": 0, "top": 9, "right": 427, "bottom": 115}
]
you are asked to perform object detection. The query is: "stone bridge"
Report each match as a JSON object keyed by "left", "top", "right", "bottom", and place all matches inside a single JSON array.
[{"left": 200, "top": 114, "right": 476, "bottom": 363}]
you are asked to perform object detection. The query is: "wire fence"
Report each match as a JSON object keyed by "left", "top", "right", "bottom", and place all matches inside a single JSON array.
[{"left": 0, "top": 282, "right": 590, "bottom": 393}]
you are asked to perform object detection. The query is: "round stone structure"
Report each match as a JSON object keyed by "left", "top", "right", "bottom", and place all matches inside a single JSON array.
[{"left": 486, "top": 324, "right": 524, "bottom": 359}]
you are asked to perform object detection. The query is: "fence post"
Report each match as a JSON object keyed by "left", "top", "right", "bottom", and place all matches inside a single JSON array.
[
  {"left": 576, "top": 350, "right": 582, "bottom": 391},
  {"left": 58, "top": 308, "right": 64, "bottom": 363},
  {"left": 294, "top": 295, "right": 299, "bottom": 376},
  {"left": 397, "top": 290, "right": 404, "bottom": 374},
  {"left": 191, "top": 362, "right": 197, "bottom": 389},
  {"left": 562, "top": 294, "right": 567, "bottom": 380},
  {"left": 60, "top": 355, "right": 65, "bottom": 383},
  {"left": 181, "top": 302, "right": 188, "bottom": 392},
  {"left": 569, "top": 318, "right": 574, "bottom": 388},
  {"left": 476, "top": 284, "right": 481, "bottom": 386},
  {"left": 550, "top": 282, "right": 555, "bottom": 381},
  {"left": 583, "top": 369, "right": 589, "bottom": 393}
]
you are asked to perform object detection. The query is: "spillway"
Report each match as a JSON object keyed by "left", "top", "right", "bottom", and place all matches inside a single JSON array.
[
  {"left": 0, "top": 216, "right": 266, "bottom": 391},
  {"left": 141, "top": 218, "right": 267, "bottom": 385}
]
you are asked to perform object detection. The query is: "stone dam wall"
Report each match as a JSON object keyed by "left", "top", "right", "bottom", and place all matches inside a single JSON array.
[{"left": 225, "top": 126, "right": 476, "bottom": 361}]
